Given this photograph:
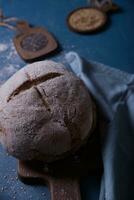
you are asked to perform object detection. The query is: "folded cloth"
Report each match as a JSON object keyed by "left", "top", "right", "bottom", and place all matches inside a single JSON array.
[{"left": 65, "top": 52, "right": 134, "bottom": 200}]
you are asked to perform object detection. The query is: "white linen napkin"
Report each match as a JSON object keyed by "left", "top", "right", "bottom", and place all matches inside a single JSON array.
[{"left": 65, "top": 51, "right": 134, "bottom": 200}]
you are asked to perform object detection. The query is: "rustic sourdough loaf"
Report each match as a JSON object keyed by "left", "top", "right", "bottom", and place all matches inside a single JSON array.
[{"left": 0, "top": 61, "right": 95, "bottom": 162}]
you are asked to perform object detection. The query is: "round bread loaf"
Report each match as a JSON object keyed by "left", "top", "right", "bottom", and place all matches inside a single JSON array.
[{"left": 0, "top": 61, "right": 96, "bottom": 162}]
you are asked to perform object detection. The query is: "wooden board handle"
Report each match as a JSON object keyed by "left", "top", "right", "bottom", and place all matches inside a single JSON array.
[
  {"left": 18, "top": 161, "right": 81, "bottom": 200},
  {"left": 49, "top": 177, "right": 81, "bottom": 200},
  {"left": 16, "top": 20, "right": 30, "bottom": 33}
]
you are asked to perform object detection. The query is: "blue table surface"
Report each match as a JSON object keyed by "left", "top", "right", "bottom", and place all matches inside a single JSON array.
[{"left": 0, "top": 0, "right": 133, "bottom": 200}]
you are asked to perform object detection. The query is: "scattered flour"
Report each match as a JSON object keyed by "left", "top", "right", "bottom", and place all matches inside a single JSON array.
[
  {"left": 6, "top": 43, "right": 18, "bottom": 60},
  {"left": 0, "top": 43, "right": 8, "bottom": 52},
  {"left": 0, "top": 39, "right": 24, "bottom": 85}
]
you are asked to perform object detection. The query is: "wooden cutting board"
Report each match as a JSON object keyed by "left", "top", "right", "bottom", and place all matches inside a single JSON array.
[
  {"left": 18, "top": 125, "right": 103, "bottom": 200},
  {"left": 13, "top": 21, "right": 58, "bottom": 61}
]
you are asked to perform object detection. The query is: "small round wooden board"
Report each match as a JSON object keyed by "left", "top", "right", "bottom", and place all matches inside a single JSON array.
[
  {"left": 13, "top": 21, "right": 58, "bottom": 61},
  {"left": 67, "top": 7, "right": 107, "bottom": 33}
]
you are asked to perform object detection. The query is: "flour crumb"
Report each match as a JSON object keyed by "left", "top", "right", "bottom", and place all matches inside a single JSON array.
[
  {"left": 7, "top": 42, "right": 18, "bottom": 60},
  {"left": 0, "top": 39, "right": 24, "bottom": 85},
  {"left": 0, "top": 43, "right": 8, "bottom": 52}
]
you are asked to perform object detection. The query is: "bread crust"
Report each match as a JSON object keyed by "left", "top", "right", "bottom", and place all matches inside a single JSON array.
[{"left": 0, "top": 61, "right": 95, "bottom": 162}]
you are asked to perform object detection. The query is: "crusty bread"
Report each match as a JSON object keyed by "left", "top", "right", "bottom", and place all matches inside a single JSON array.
[{"left": 0, "top": 60, "right": 95, "bottom": 162}]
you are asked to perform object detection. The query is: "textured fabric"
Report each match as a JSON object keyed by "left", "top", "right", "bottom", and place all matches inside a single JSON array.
[{"left": 65, "top": 52, "right": 134, "bottom": 200}]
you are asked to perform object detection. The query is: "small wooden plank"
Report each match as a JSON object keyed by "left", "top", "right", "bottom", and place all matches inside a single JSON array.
[{"left": 14, "top": 21, "right": 58, "bottom": 61}]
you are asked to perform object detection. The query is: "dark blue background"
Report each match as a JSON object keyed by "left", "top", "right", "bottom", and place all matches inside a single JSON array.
[{"left": 0, "top": 0, "right": 133, "bottom": 199}]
